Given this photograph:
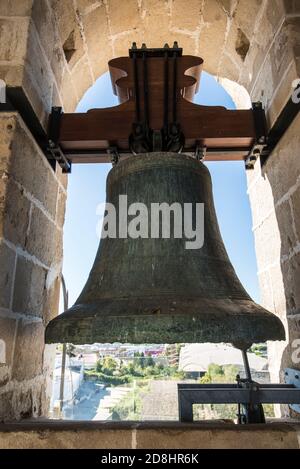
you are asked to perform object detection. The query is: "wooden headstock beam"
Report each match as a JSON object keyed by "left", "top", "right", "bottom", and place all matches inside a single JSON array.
[{"left": 47, "top": 44, "right": 266, "bottom": 171}]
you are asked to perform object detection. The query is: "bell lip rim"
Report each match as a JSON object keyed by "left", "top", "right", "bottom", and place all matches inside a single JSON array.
[{"left": 45, "top": 300, "right": 285, "bottom": 345}]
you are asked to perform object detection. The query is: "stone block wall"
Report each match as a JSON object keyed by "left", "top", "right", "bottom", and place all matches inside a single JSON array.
[
  {"left": 247, "top": 114, "right": 300, "bottom": 412},
  {"left": 0, "top": 112, "right": 66, "bottom": 420},
  {"left": 245, "top": 3, "right": 300, "bottom": 410}
]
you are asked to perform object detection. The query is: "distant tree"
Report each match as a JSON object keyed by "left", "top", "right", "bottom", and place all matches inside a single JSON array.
[
  {"left": 200, "top": 373, "right": 211, "bottom": 384},
  {"left": 175, "top": 343, "right": 184, "bottom": 355},
  {"left": 223, "top": 364, "right": 239, "bottom": 382},
  {"left": 96, "top": 359, "right": 103, "bottom": 373},
  {"left": 208, "top": 363, "right": 224, "bottom": 379},
  {"left": 145, "top": 366, "right": 156, "bottom": 376},
  {"left": 199, "top": 364, "right": 239, "bottom": 384},
  {"left": 144, "top": 356, "right": 155, "bottom": 367},
  {"left": 126, "top": 361, "right": 136, "bottom": 375},
  {"left": 134, "top": 352, "right": 145, "bottom": 368},
  {"left": 101, "top": 356, "right": 118, "bottom": 375}
]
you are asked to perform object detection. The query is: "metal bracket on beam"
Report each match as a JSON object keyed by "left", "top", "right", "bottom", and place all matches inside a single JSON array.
[
  {"left": 245, "top": 143, "right": 266, "bottom": 170},
  {"left": 47, "top": 107, "right": 71, "bottom": 173},
  {"left": 129, "top": 41, "right": 183, "bottom": 58},
  {"left": 245, "top": 102, "right": 268, "bottom": 170},
  {"left": 47, "top": 140, "right": 72, "bottom": 173},
  {"left": 1, "top": 87, "right": 59, "bottom": 172}
]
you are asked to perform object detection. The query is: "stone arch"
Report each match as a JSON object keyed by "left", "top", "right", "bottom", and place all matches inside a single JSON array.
[
  {"left": 2, "top": 0, "right": 294, "bottom": 117},
  {"left": 0, "top": 0, "right": 300, "bottom": 421}
]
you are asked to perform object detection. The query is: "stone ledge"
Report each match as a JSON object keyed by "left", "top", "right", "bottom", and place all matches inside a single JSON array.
[{"left": 0, "top": 420, "right": 299, "bottom": 449}]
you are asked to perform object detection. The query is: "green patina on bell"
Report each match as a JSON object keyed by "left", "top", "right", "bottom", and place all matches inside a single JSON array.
[{"left": 45, "top": 152, "right": 285, "bottom": 347}]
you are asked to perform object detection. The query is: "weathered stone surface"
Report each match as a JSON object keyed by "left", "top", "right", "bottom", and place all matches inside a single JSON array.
[
  {"left": 55, "top": 166, "right": 68, "bottom": 191},
  {"left": 198, "top": 1, "right": 227, "bottom": 73},
  {"left": 284, "top": 0, "right": 300, "bottom": 14},
  {"left": 59, "top": 69, "right": 78, "bottom": 113},
  {"left": 55, "top": 186, "right": 67, "bottom": 229},
  {"left": 43, "top": 274, "right": 61, "bottom": 324},
  {"left": 108, "top": 0, "right": 140, "bottom": 35},
  {"left": 0, "top": 177, "right": 31, "bottom": 248},
  {"left": 71, "top": 58, "right": 93, "bottom": 103},
  {"left": 12, "top": 256, "right": 47, "bottom": 317},
  {"left": 113, "top": 30, "right": 144, "bottom": 59},
  {"left": 275, "top": 200, "right": 297, "bottom": 258},
  {"left": 0, "top": 108, "right": 63, "bottom": 421},
  {"left": 0, "top": 365, "right": 10, "bottom": 387},
  {"left": 76, "top": 0, "right": 102, "bottom": 15},
  {"left": 0, "top": 421, "right": 298, "bottom": 449},
  {"left": 268, "top": 262, "right": 287, "bottom": 317},
  {"left": 253, "top": 210, "right": 281, "bottom": 273},
  {"left": 51, "top": 82, "right": 63, "bottom": 109},
  {"left": 31, "top": 0, "right": 65, "bottom": 90},
  {"left": 265, "top": 0, "right": 285, "bottom": 29},
  {"left": 0, "top": 0, "right": 33, "bottom": 16},
  {"left": 218, "top": 54, "right": 241, "bottom": 82},
  {"left": 0, "top": 242, "right": 15, "bottom": 310},
  {"left": 11, "top": 388, "right": 33, "bottom": 420},
  {"left": 32, "top": 382, "right": 45, "bottom": 417},
  {"left": 0, "top": 17, "right": 30, "bottom": 62},
  {"left": 0, "top": 114, "right": 17, "bottom": 166},
  {"left": 233, "top": 0, "right": 263, "bottom": 39},
  {"left": 141, "top": 0, "right": 171, "bottom": 48},
  {"left": 0, "top": 392, "right": 14, "bottom": 422},
  {"left": 25, "top": 206, "right": 57, "bottom": 267},
  {"left": 12, "top": 321, "right": 44, "bottom": 381},
  {"left": 172, "top": 0, "right": 202, "bottom": 30},
  {"left": 31, "top": 0, "right": 57, "bottom": 59},
  {"left": 49, "top": 0, "right": 85, "bottom": 69},
  {"left": 247, "top": 171, "right": 275, "bottom": 228},
  {"left": 0, "top": 316, "right": 17, "bottom": 367},
  {"left": 24, "top": 23, "right": 54, "bottom": 118},
  {"left": 9, "top": 116, "right": 59, "bottom": 219},
  {"left": 291, "top": 187, "right": 300, "bottom": 241},
  {"left": 251, "top": 55, "right": 275, "bottom": 111},
  {"left": 281, "top": 252, "right": 300, "bottom": 315},
  {"left": 163, "top": 31, "right": 197, "bottom": 57},
  {"left": 270, "top": 22, "right": 295, "bottom": 89},
  {"left": 81, "top": 5, "right": 113, "bottom": 79},
  {"left": 135, "top": 423, "right": 300, "bottom": 449},
  {"left": 257, "top": 270, "right": 273, "bottom": 311},
  {"left": 262, "top": 113, "right": 300, "bottom": 203}
]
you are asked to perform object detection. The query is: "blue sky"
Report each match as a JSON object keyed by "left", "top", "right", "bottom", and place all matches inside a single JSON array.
[{"left": 62, "top": 71, "right": 259, "bottom": 310}]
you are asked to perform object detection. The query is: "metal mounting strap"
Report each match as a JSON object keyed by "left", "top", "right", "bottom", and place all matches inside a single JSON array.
[
  {"left": 47, "top": 141, "right": 71, "bottom": 173},
  {"left": 47, "top": 107, "right": 71, "bottom": 173},
  {"left": 245, "top": 102, "right": 268, "bottom": 170}
]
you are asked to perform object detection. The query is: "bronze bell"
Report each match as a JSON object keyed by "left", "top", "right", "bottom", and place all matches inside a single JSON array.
[{"left": 45, "top": 153, "right": 285, "bottom": 348}]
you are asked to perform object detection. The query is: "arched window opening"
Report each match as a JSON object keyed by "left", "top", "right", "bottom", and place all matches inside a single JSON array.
[{"left": 49, "top": 72, "right": 269, "bottom": 422}]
